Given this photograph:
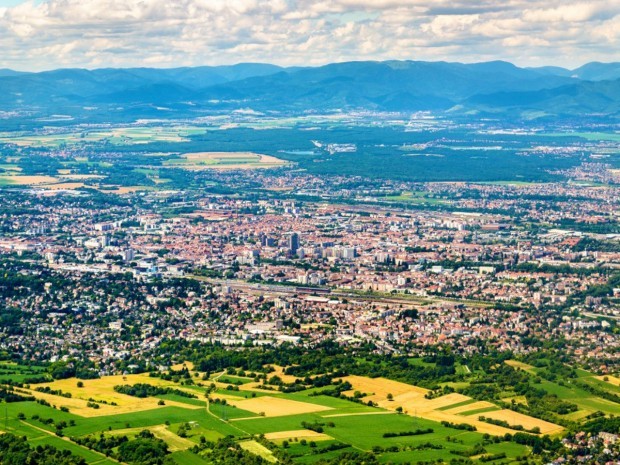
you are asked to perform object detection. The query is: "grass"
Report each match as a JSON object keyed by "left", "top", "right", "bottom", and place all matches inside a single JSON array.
[
  {"left": 239, "top": 440, "right": 277, "bottom": 463},
  {"left": 161, "top": 152, "right": 287, "bottom": 171},
  {"left": 61, "top": 406, "right": 240, "bottom": 438},
  {"left": 0, "top": 126, "right": 208, "bottom": 147},
  {"left": 170, "top": 450, "right": 210, "bottom": 465},
  {"left": 157, "top": 393, "right": 206, "bottom": 407},
  {"left": 0, "top": 367, "right": 604, "bottom": 463},
  {"left": 536, "top": 379, "right": 620, "bottom": 416},
  {"left": 435, "top": 398, "right": 477, "bottom": 411},
  {"left": 2, "top": 416, "right": 116, "bottom": 465},
  {"left": 209, "top": 402, "right": 258, "bottom": 420},
  {"left": 459, "top": 406, "right": 502, "bottom": 416},
  {"left": 168, "top": 422, "right": 223, "bottom": 443},
  {"left": 216, "top": 375, "right": 254, "bottom": 385},
  {"left": 383, "top": 191, "right": 449, "bottom": 205}
]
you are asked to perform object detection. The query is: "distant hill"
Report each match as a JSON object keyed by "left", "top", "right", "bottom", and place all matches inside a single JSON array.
[
  {"left": 569, "top": 62, "right": 620, "bottom": 81},
  {"left": 0, "top": 60, "right": 618, "bottom": 120},
  {"left": 198, "top": 60, "right": 578, "bottom": 111},
  {"left": 466, "top": 78, "right": 620, "bottom": 116}
]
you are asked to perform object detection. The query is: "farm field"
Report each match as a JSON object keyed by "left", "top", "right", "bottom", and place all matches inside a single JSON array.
[
  {"left": 504, "top": 360, "right": 620, "bottom": 418},
  {"left": 10, "top": 354, "right": 620, "bottom": 465},
  {"left": 163, "top": 151, "right": 288, "bottom": 170},
  {"left": 0, "top": 175, "right": 59, "bottom": 185},
  {"left": 239, "top": 440, "right": 278, "bottom": 462},
  {"left": 340, "top": 375, "right": 563, "bottom": 437},
  {"left": 0, "top": 126, "right": 209, "bottom": 147},
  {"left": 476, "top": 409, "right": 564, "bottom": 435},
  {"left": 0, "top": 367, "right": 544, "bottom": 464},
  {"left": 227, "top": 395, "right": 333, "bottom": 417}
]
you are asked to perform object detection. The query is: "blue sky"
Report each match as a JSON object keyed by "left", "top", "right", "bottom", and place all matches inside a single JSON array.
[
  {"left": 0, "top": 0, "right": 40, "bottom": 6},
  {"left": 0, "top": 0, "right": 618, "bottom": 71}
]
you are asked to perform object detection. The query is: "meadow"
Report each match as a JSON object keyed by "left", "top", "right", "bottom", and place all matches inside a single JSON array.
[
  {"left": 0, "top": 363, "right": 551, "bottom": 464},
  {"left": 4, "top": 357, "right": 620, "bottom": 464}
]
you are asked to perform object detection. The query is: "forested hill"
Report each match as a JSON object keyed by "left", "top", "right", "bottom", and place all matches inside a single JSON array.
[{"left": 1, "top": 60, "right": 620, "bottom": 119}]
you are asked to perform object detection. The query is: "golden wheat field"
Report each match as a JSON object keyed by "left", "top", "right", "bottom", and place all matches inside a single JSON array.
[
  {"left": 228, "top": 395, "right": 332, "bottom": 417},
  {"left": 26, "top": 373, "right": 201, "bottom": 417},
  {"left": 480, "top": 410, "right": 565, "bottom": 435},
  {"left": 340, "top": 374, "right": 563, "bottom": 437}
]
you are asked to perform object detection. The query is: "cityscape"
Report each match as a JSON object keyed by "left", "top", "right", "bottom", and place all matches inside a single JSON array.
[{"left": 1, "top": 1, "right": 620, "bottom": 465}]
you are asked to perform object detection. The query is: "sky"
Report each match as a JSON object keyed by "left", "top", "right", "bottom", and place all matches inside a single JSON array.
[{"left": 0, "top": 0, "right": 618, "bottom": 71}]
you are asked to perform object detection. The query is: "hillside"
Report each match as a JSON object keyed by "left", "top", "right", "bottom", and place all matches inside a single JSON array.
[{"left": 0, "top": 60, "right": 619, "bottom": 120}]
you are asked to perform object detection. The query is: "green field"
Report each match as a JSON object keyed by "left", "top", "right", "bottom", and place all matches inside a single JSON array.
[
  {"left": 383, "top": 191, "right": 449, "bottom": 205},
  {"left": 5, "top": 360, "right": 615, "bottom": 464}
]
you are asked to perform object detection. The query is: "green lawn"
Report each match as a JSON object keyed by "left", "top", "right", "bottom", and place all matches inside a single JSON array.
[
  {"left": 171, "top": 450, "right": 210, "bottom": 465},
  {"left": 208, "top": 402, "right": 258, "bottom": 420}
]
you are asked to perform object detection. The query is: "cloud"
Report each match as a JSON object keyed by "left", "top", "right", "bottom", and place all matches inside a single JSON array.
[{"left": 0, "top": 0, "right": 618, "bottom": 71}]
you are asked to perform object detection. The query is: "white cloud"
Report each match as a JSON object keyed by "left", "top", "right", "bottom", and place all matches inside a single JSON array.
[{"left": 0, "top": 0, "right": 618, "bottom": 71}]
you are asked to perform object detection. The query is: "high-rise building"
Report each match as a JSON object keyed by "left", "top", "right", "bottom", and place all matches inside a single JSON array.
[{"left": 289, "top": 232, "right": 300, "bottom": 255}]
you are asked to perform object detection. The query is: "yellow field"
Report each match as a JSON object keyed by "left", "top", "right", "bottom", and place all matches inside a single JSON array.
[
  {"left": 443, "top": 400, "right": 496, "bottom": 415},
  {"left": 228, "top": 395, "right": 332, "bottom": 417},
  {"left": 265, "top": 365, "right": 300, "bottom": 384},
  {"left": 340, "top": 375, "right": 428, "bottom": 399},
  {"left": 0, "top": 175, "right": 59, "bottom": 185},
  {"left": 505, "top": 360, "right": 537, "bottom": 373},
  {"left": 264, "top": 429, "right": 332, "bottom": 442},
  {"left": 596, "top": 375, "right": 620, "bottom": 386},
  {"left": 239, "top": 440, "right": 277, "bottom": 463},
  {"left": 171, "top": 361, "right": 195, "bottom": 371},
  {"left": 480, "top": 410, "right": 564, "bottom": 435},
  {"left": 26, "top": 373, "right": 201, "bottom": 417},
  {"left": 20, "top": 386, "right": 197, "bottom": 418},
  {"left": 340, "top": 375, "right": 563, "bottom": 437},
  {"left": 169, "top": 152, "right": 287, "bottom": 171},
  {"left": 501, "top": 395, "right": 528, "bottom": 406}
]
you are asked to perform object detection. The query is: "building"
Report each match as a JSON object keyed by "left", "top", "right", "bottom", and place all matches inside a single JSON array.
[{"left": 289, "top": 232, "right": 300, "bottom": 255}]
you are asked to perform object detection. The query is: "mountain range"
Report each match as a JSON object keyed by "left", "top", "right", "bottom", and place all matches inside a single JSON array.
[{"left": 1, "top": 60, "right": 620, "bottom": 120}]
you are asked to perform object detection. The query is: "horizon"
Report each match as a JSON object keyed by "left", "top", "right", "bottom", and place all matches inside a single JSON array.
[
  {"left": 0, "top": 0, "right": 618, "bottom": 71},
  {"left": 1, "top": 58, "right": 618, "bottom": 74}
]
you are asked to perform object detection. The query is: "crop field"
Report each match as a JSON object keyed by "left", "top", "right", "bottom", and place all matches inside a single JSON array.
[
  {"left": 27, "top": 373, "right": 204, "bottom": 417},
  {"left": 478, "top": 410, "right": 564, "bottom": 435},
  {"left": 264, "top": 429, "right": 333, "bottom": 442},
  {"left": 504, "top": 360, "right": 537, "bottom": 373},
  {"left": 103, "top": 424, "right": 195, "bottom": 451},
  {"left": 228, "top": 395, "right": 333, "bottom": 417},
  {"left": 442, "top": 400, "right": 496, "bottom": 415},
  {"left": 239, "top": 440, "right": 278, "bottom": 462},
  {"left": 340, "top": 375, "right": 428, "bottom": 399},
  {"left": 0, "top": 175, "right": 59, "bottom": 185},
  {"left": 341, "top": 374, "right": 563, "bottom": 437},
  {"left": 0, "top": 126, "right": 208, "bottom": 147},
  {"left": 162, "top": 151, "right": 288, "bottom": 170},
  {"left": 0, "top": 366, "right": 574, "bottom": 464},
  {"left": 596, "top": 375, "right": 620, "bottom": 386},
  {"left": 383, "top": 190, "right": 450, "bottom": 205}
]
